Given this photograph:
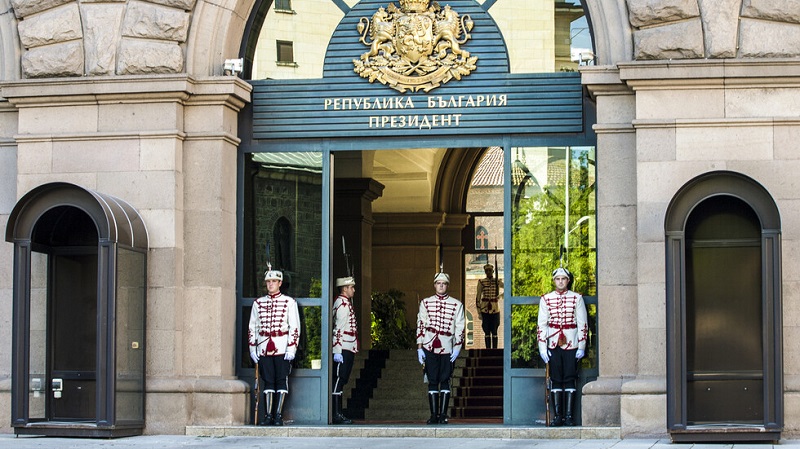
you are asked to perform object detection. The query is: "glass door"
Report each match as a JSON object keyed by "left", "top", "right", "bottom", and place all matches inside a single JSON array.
[{"left": 506, "top": 145, "right": 598, "bottom": 425}]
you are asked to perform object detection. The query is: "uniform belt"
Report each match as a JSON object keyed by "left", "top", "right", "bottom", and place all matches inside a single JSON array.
[
  {"left": 260, "top": 330, "right": 288, "bottom": 337},
  {"left": 343, "top": 331, "right": 357, "bottom": 336},
  {"left": 427, "top": 327, "right": 452, "bottom": 336},
  {"left": 548, "top": 323, "right": 577, "bottom": 329}
]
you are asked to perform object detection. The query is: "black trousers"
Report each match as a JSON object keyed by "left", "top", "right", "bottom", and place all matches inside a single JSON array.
[
  {"left": 549, "top": 346, "right": 579, "bottom": 389},
  {"left": 259, "top": 355, "right": 292, "bottom": 392},
  {"left": 423, "top": 350, "right": 454, "bottom": 392},
  {"left": 332, "top": 350, "right": 355, "bottom": 394},
  {"left": 481, "top": 312, "right": 500, "bottom": 336}
]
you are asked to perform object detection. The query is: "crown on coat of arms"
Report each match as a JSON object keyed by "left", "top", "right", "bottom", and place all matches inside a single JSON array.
[{"left": 399, "top": 0, "right": 430, "bottom": 12}]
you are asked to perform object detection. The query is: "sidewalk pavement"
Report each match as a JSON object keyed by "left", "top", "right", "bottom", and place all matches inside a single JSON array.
[{"left": 1, "top": 434, "right": 799, "bottom": 449}]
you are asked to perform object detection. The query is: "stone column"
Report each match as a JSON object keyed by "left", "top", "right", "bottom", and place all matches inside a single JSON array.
[
  {"left": 580, "top": 66, "right": 638, "bottom": 429},
  {"left": 334, "top": 178, "right": 384, "bottom": 350}
]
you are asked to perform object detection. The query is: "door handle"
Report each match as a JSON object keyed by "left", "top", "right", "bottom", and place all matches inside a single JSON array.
[{"left": 52, "top": 378, "right": 63, "bottom": 399}]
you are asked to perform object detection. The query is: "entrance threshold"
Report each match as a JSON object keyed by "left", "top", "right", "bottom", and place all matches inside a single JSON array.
[
  {"left": 186, "top": 425, "right": 621, "bottom": 439},
  {"left": 15, "top": 422, "right": 144, "bottom": 438}
]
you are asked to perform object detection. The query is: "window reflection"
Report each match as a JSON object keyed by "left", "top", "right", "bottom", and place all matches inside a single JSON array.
[
  {"left": 28, "top": 251, "right": 47, "bottom": 420},
  {"left": 243, "top": 152, "right": 323, "bottom": 299},
  {"left": 297, "top": 306, "right": 322, "bottom": 369},
  {"left": 511, "top": 147, "right": 596, "bottom": 297}
]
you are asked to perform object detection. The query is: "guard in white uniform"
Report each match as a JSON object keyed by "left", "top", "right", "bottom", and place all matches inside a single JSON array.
[
  {"left": 249, "top": 268, "right": 300, "bottom": 426},
  {"left": 537, "top": 266, "right": 588, "bottom": 426},
  {"left": 416, "top": 271, "right": 465, "bottom": 424},
  {"left": 331, "top": 276, "right": 359, "bottom": 424}
]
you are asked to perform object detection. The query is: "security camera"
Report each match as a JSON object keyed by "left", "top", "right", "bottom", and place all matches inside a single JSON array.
[{"left": 224, "top": 58, "right": 243, "bottom": 76}]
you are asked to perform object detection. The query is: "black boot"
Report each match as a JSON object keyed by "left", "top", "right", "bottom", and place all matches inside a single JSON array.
[
  {"left": 273, "top": 391, "right": 287, "bottom": 426},
  {"left": 426, "top": 392, "right": 440, "bottom": 424},
  {"left": 485, "top": 336, "right": 492, "bottom": 348},
  {"left": 550, "top": 389, "right": 564, "bottom": 427},
  {"left": 332, "top": 394, "right": 352, "bottom": 424},
  {"left": 258, "top": 391, "right": 274, "bottom": 426},
  {"left": 438, "top": 390, "right": 450, "bottom": 424},
  {"left": 564, "top": 390, "right": 576, "bottom": 426},
  {"left": 491, "top": 335, "right": 498, "bottom": 349}
]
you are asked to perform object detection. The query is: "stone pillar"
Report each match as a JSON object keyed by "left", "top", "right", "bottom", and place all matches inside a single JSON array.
[
  {"left": 334, "top": 178, "right": 384, "bottom": 350},
  {"left": 0, "top": 98, "right": 18, "bottom": 434},
  {"left": 580, "top": 66, "right": 638, "bottom": 429}
]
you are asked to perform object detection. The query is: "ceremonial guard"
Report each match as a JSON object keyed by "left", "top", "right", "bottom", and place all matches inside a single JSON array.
[
  {"left": 476, "top": 263, "right": 503, "bottom": 348},
  {"left": 416, "top": 268, "right": 465, "bottom": 424},
  {"left": 331, "top": 276, "right": 359, "bottom": 424},
  {"left": 538, "top": 266, "right": 588, "bottom": 426},
  {"left": 249, "top": 266, "right": 301, "bottom": 426}
]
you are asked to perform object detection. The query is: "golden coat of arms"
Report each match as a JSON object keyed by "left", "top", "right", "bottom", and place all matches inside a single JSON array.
[{"left": 353, "top": 0, "right": 477, "bottom": 93}]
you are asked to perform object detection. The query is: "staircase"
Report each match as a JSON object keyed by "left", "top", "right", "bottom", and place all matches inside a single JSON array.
[
  {"left": 342, "top": 349, "right": 388, "bottom": 420},
  {"left": 362, "top": 349, "right": 429, "bottom": 422},
  {"left": 451, "top": 348, "right": 503, "bottom": 420},
  {"left": 343, "top": 348, "right": 504, "bottom": 423}
]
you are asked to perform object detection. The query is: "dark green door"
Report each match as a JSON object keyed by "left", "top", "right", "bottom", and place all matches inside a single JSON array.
[
  {"left": 50, "top": 252, "right": 97, "bottom": 421},
  {"left": 685, "top": 195, "right": 762, "bottom": 424}
]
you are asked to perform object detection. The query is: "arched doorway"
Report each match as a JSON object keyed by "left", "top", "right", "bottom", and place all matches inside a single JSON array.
[
  {"left": 5, "top": 183, "right": 148, "bottom": 437},
  {"left": 665, "top": 171, "right": 782, "bottom": 442}
]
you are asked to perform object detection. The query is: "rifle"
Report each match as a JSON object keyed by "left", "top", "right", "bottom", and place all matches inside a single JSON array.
[
  {"left": 342, "top": 236, "right": 353, "bottom": 277},
  {"left": 493, "top": 246, "right": 500, "bottom": 300},
  {"left": 545, "top": 362, "right": 551, "bottom": 427},
  {"left": 253, "top": 362, "right": 260, "bottom": 425}
]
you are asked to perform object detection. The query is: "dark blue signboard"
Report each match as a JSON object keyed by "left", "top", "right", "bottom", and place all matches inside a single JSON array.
[{"left": 251, "top": 0, "right": 584, "bottom": 141}]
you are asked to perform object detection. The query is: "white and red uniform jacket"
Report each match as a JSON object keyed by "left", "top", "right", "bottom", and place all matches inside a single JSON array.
[
  {"left": 248, "top": 292, "right": 301, "bottom": 357},
  {"left": 476, "top": 277, "right": 503, "bottom": 314},
  {"left": 537, "top": 289, "right": 588, "bottom": 353},
  {"left": 332, "top": 294, "right": 359, "bottom": 354},
  {"left": 416, "top": 294, "right": 465, "bottom": 354}
]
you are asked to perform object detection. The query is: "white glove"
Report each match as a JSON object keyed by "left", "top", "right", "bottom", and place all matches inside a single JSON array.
[
  {"left": 576, "top": 349, "right": 585, "bottom": 359},
  {"left": 417, "top": 348, "right": 426, "bottom": 365},
  {"left": 540, "top": 349, "right": 550, "bottom": 364},
  {"left": 284, "top": 352, "right": 295, "bottom": 361},
  {"left": 449, "top": 348, "right": 460, "bottom": 362},
  {"left": 333, "top": 353, "right": 344, "bottom": 364},
  {"left": 250, "top": 350, "right": 259, "bottom": 364}
]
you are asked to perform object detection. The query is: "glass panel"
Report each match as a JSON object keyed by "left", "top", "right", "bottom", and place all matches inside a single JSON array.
[
  {"left": 511, "top": 304, "right": 541, "bottom": 369},
  {"left": 511, "top": 146, "right": 596, "bottom": 297},
  {"left": 243, "top": 152, "right": 323, "bottom": 299},
  {"left": 474, "top": 216, "right": 503, "bottom": 251},
  {"left": 29, "top": 251, "right": 48, "bottom": 420},
  {"left": 511, "top": 302, "right": 597, "bottom": 369},
  {"left": 467, "top": 147, "right": 504, "bottom": 214},
  {"left": 115, "top": 249, "right": 146, "bottom": 422},
  {"left": 241, "top": 305, "right": 254, "bottom": 371},
  {"left": 581, "top": 303, "right": 598, "bottom": 370},
  {"left": 297, "top": 305, "right": 322, "bottom": 369},
  {"left": 466, "top": 253, "right": 505, "bottom": 350}
]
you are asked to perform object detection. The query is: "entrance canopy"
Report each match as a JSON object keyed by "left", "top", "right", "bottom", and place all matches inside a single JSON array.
[
  {"left": 6, "top": 182, "right": 148, "bottom": 249},
  {"left": 6, "top": 182, "right": 148, "bottom": 438}
]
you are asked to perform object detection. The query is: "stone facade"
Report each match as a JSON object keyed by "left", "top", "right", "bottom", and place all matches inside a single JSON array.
[
  {"left": 2, "top": 0, "right": 800, "bottom": 440},
  {"left": 627, "top": 0, "right": 800, "bottom": 59},
  {"left": 12, "top": 0, "right": 193, "bottom": 77}
]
